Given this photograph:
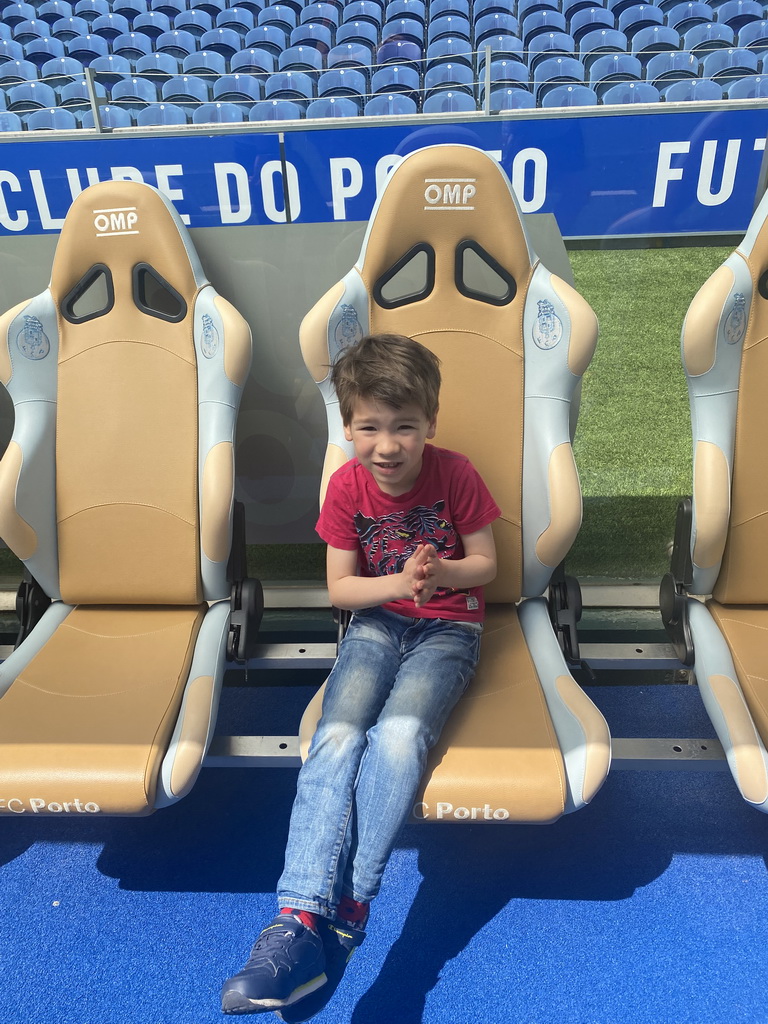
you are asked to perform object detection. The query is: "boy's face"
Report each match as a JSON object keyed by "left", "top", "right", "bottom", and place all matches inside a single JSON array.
[{"left": 344, "top": 397, "right": 436, "bottom": 496}]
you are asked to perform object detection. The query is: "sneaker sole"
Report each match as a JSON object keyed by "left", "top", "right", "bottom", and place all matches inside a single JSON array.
[{"left": 221, "top": 973, "right": 328, "bottom": 1015}]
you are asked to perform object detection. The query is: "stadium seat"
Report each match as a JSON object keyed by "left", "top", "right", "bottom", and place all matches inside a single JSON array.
[
  {"left": 738, "top": 18, "right": 768, "bottom": 49},
  {"left": 154, "top": 0, "right": 188, "bottom": 18},
  {"left": 111, "top": 74, "right": 157, "bottom": 111},
  {"left": 234, "top": 0, "right": 264, "bottom": 18},
  {"left": 0, "top": 179, "right": 257, "bottom": 816},
  {"left": 660, "top": 190, "right": 768, "bottom": 815},
  {"left": 376, "top": 38, "right": 422, "bottom": 65},
  {"left": 522, "top": 8, "right": 567, "bottom": 44},
  {"left": 569, "top": 7, "right": 615, "bottom": 44},
  {"left": 474, "top": 12, "right": 519, "bottom": 44},
  {"left": 0, "top": 57, "right": 36, "bottom": 82},
  {"left": 182, "top": 48, "right": 228, "bottom": 74},
  {"left": 135, "top": 99, "right": 187, "bottom": 122},
  {"left": 683, "top": 20, "right": 735, "bottom": 51},
  {"left": 58, "top": 73, "right": 106, "bottom": 107},
  {"left": 606, "top": 0, "right": 643, "bottom": 18},
  {"left": 701, "top": 43, "right": 758, "bottom": 78},
  {"left": 200, "top": 27, "right": 242, "bottom": 58},
  {"left": 7, "top": 78, "right": 55, "bottom": 108},
  {"left": 111, "top": 0, "right": 148, "bottom": 25},
  {"left": 23, "top": 34, "right": 65, "bottom": 68},
  {"left": 632, "top": 23, "right": 682, "bottom": 62},
  {"left": 542, "top": 81, "right": 598, "bottom": 103},
  {"left": 474, "top": 0, "right": 517, "bottom": 18},
  {"left": 132, "top": 10, "right": 171, "bottom": 38},
  {"left": 430, "top": 0, "right": 470, "bottom": 18},
  {"left": 327, "top": 40, "right": 372, "bottom": 69},
  {"left": 370, "top": 61, "right": 419, "bottom": 99},
  {"left": 317, "top": 65, "right": 365, "bottom": 95},
  {"left": 423, "top": 59, "right": 474, "bottom": 96},
  {"left": 174, "top": 9, "right": 213, "bottom": 36},
  {"left": 154, "top": 28, "right": 197, "bottom": 58},
  {"left": 25, "top": 103, "right": 77, "bottom": 126},
  {"left": 488, "top": 84, "right": 535, "bottom": 107},
  {"left": 161, "top": 74, "right": 209, "bottom": 116},
  {"left": 0, "top": 109, "right": 22, "bottom": 127},
  {"left": 91, "top": 12, "right": 130, "bottom": 39},
  {"left": 363, "top": 91, "right": 416, "bottom": 113},
  {"left": 725, "top": 70, "right": 768, "bottom": 94},
  {"left": 664, "top": 74, "right": 723, "bottom": 96},
  {"left": 426, "top": 14, "right": 470, "bottom": 43},
  {"left": 90, "top": 53, "right": 132, "bottom": 86},
  {"left": 72, "top": 0, "right": 109, "bottom": 24},
  {"left": 134, "top": 50, "right": 179, "bottom": 81},
  {"left": 601, "top": 79, "right": 660, "bottom": 99},
  {"left": 0, "top": 36, "right": 23, "bottom": 60},
  {"left": 65, "top": 32, "right": 109, "bottom": 64},
  {"left": 426, "top": 36, "right": 476, "bottom": 69},
  {"left": 264, "top": 67, "right": 314, "bottom": 99},
  {"left": 112, "top": 30, "right": 153, "bottom": 60},
  {"left": 2, "top": 2, "right": 37, "bottom": 28},
  {"left": 421, "top": 87, "right": 476, "bottom": 110},
  {"left": 579, "top": 27, "right": 628, "bottom": 69},
  {"left": 666, "top": 1, "right": 714, "bottom": 33},
  {"left": 244, "top": 23, "right": 289, "bottom": 54},
  {"left": 299, "top": 144, "right": 610, "bottom": 825},
  {"left": 341, "top": 1, "right": 382, "bottom": 27},
  {"left": 336, "top": 18, "right": 378, "bottom": 46},
  {"left": 289, "top": 21, "right": 333, "bottom": 51},
  {"left": 50, "top": 14, "right": 89, "bottom": 40},
  {"left": 278, "top": 43, "right": 323, "bottom": 70},
  {"left": 81, "top": 102, "right": 133, "bottom": 125},
  {"left": 249, "top": 95, "right": 303, "bottom": 117},
  {"left": 13, "top": 19, "right": 45, "bottom": 44},
  {"left": 716, "top": 0, "right": 762, "bottom": 30},
  {"left": 646, "top": 49, "right": 700, "bottom": 87},
  {"left": 40, "top": 53, "right": 83, "bottom": 86},
  {"left": 476, "top": 33, "right": 525, "bottom": 65},
  {"left": 38, "top": 1, "right": 74, "bottom": 26},
  {"left": 213, "top": 71, "right": 262, "bottom": 103},
  {"left": 563, "top": 0, "right": 602, "bottom": 19},
  {"left": 589, "top": 50, "right": 642, "bottom": 95},
  {"left": 216, "top": 6, "right": 256, "bottom": 35},
  {"left": 477, "top": 57, "right": 528, "bottom": 92},
  {"left": 617, "top": 3, "right": 664, "bottom": 39},
  {"left": 301, "top": 1, "right": 340, "bottom": 28},
  {"left": 534, "top": 54, "right": 585, "bottom": 100},
  {"left": 305, "top": 93, "right": 359, "bottom": 115},
  {"left": 230, "top": 45, "right": 275, "bottom": 74},
  {"left": 192, "top": 99, "right": 247, "bottom": 120},
  {"left": 529, "top": 31, "right": 577, "bottom": 70},
  {"left": 385, "top": 0, "right": 425, "bottom": 25}
]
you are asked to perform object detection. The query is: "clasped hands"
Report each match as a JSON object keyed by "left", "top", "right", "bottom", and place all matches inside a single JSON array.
[{"left": 402, "top": 543, "right": 441, "bottom": 608}]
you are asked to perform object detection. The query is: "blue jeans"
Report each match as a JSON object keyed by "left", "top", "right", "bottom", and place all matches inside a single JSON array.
[{"left": 277, "top": 606, "right": 482, "bottom": 916}]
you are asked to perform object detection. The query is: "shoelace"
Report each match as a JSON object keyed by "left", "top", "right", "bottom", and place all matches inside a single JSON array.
[{"left": 242, "top": 921, "right": 304, "bottom": 972}]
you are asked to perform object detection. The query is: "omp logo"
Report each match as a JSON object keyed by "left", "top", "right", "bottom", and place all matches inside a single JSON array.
[
  {"left": 93, "top": 206, "right": 139, "bottom": 237},
  {"left": 0, "top": 797, "right": 101, "bottom": 814},
  {"left": 413, "top": 800, "right": 510, "bottom": 821},
  {"left": 423, "top": 178, "right": 477, "bottom": 211}
]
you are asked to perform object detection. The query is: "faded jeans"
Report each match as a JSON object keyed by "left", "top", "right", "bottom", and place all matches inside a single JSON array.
[{"left": 277, "top": 605, "right": 482, "bottom": 917}]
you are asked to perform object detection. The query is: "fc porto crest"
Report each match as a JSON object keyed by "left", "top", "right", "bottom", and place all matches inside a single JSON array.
[
  {"left": 724, "top": 293, "right": 747, "bottom": 346},
  {"left": 201, "top": 313, "right": 220, "bottom": 358},
  {"left": 16, "top": 315, "right": 50, "bottom": 360},
  {"left": 532, "top": 299, "right": 563, "bottom": 351},
  {"left": 334, "top": 304, "right": 363, "bottom": 352}
]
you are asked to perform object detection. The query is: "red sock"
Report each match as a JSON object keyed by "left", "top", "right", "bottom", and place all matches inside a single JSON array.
[
  {"left": 280, "top": 907, "right": 320, "bottom": 932},
  {"left": 337, "top": 895, "right": 369, "bottom": 927}
]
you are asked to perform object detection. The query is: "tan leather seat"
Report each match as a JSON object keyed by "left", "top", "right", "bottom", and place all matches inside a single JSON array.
[
  {"left": 0, "top": 180, "right": 252, "bottom": 816},
  {"left": 669, "top": 190, "right": 768, "bottom": 811},
  {"left": 299, "top": 144, "right": 610, "bottom": 824}
]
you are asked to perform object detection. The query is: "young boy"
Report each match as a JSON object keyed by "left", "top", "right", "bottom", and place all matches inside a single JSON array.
[{"left": 221, "top": 334, "right": 500, "bottom": 1020}]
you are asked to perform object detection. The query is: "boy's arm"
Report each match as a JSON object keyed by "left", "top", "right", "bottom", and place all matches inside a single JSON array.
[
  {"left": 327, "top": 544, "right": 430, "bottom": 611},
  {"left": 424, "top": 525, "right": 497, "bottom": 593}
]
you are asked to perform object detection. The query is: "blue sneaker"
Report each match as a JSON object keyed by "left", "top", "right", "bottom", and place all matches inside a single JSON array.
[
  {"left": 275, "top": 919, "right": 365, "bottom": 1023},
  {"left": 220, "top": 914, "right": 327, "bottom": 1015}
]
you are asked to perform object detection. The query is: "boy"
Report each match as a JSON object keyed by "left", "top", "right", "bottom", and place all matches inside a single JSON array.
[{"left": 221, "top": 334, "right": 500, "bottom": 1020}]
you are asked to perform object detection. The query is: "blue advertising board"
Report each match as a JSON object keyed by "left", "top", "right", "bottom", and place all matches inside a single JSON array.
[{"left": 0, "top": 106, "right": 765, "bottom": 238}]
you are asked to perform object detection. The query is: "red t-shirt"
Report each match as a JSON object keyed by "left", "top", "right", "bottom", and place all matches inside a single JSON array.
[{"left": 316, "top": 444, "right": 500, "bottom": 622}]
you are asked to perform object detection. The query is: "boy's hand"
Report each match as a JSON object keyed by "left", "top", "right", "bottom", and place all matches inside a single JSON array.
[{"left": 402, "top": 544, "right": 440, "bottom": 608}]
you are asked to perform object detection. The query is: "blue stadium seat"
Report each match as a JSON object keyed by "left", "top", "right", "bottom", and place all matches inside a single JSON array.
[
  {"left": 81, "top": 102, "right": 132, "bottom": 125},
  {"left": 38, "top": 1, "right": 74, "bottom": 26},
  {"left": 244, "top": 23, "right": 289, "bottom": 53},
  {"left": 301, "top": 1, "right": 340, "bottom": 28},
  {"left": 7, "top": 78, "right": 56, "bottom": 108},
  {"left": 579, "top": 27, "right": 628, "bottom": 69},
  {"left": 533, "top": 54, "right": 585, "bottom": 100},
  {"left": 132, "top": 10, "right": 171, "bottom": 37},
  {"left": 213, "top": 70, "right": 262, "bottom": 102},
  {"left": 423, "top": 59, "right": 474, "bottom": 96},
  {"left": 738, "top": 18, "right": 768, "bottom": 49},
  {"left": 154, "top": 0, "right": 188, "bottom": 18},
  {"left": 716, "top": 0, "right": 762, "bottom": 30},
  {"left": 0, "top": 36, "right": 22, "bottom": 59},
  {"left": 306, "top": 93, "right": 359, "bottom": 114},
  {"left": 58, "top": 73, "right": 105, "bottom": 105},
  {"left": 725, "top": 71, "right": 768, "bottom": 94},
  {"left": 89, "top": 52, "right": 132, "bottom": 86},
  {"left": 425, "top": 36, "right": 475, "bottom": 68},
  {"left": 475, "top": 33, "right": 525, "bottom": 64},
  {"left": 111, "top": 73, "right": 157, "bottom": 111},
  {"left": 25, "top": 103, "right": 77, "bottom": 126},
  {"left": 200, "top": 26, "right": 242, "bottom": 57},
  {"left": 66, "top": 32, "right": 108, "bottom": 63},
  {"left": 278, "top": 42, "right": 323, "bottom": 69},
  {"left": 569, "top": 7, "right": 615, "bottom": 43},
  {"left": 589, "top": 50, "right": 642, "bottom": 95},
  {"left": 363, "top": 90, "right": 416, "bottom": 113},
  {"left": 216, "top": 6, "right": 255, "bottom": 36},
  {"left": 40, "top": 53, "right": 83, "bottom": 85},
  {"left": 111, "top": 0, "right": 148, "bottom": 25},
  {"left": 192, "top": 99, "right": 247, "bottom": 120},
  {"left": 701, "top": 43, "right": 758, "bottom": 77},
  {"left": 518, "top": 0, "right": 558, "bottom": 19},
  {"left": 264, "top": 67, "right": 314, "bottom": 99},
  {"left": 618, "top": 3, "right": 664, "bottom": 39},
  {"left": 529, "top": 31, "right": 577, "bottom": 71},
  {"left": 487, "top": 84, "right": 535, "bottom": 107},
  {"left": 135, "top": 100, "right": 187, "bottom": 122},
  {"left": 0, "top": 56, "right": 36, "bottom": 80},
  {"left": 664, "top": 74, "right": 723, "bottom": 96},
  {"left": 683, "top": 20, "right": 735, "bottom": 51},
  {"left": 0, "top": 109, "right": 22, "bottom": 127},
  {"left": 601, "top": 79, "right": 660, "bottom": 99},
  {"left": 478, "top": 56, "right": 528, "bottom": 91},
  {"left": 542, "top": 81, "right": 598, "bottom": 103},
  {"left": 290, "top": 21, "right": 333, "bottom": 50},
  {"left": 563, "top": 0, "right": 601, "bottom": 19},
  {"left": 327, "top": 40, "right": 373, "bottom": 68},
  {"left": 606, "top": 0, "right": 642, "bottom": 18},
  {"left": 473, "top": 0, "right": 516, "bottom": 18},
  {"left": 161, "top": 73, "right": 210, "bottom": 111},
  {"left": 249, "top": 96, "right": 303, "bottom": 117},
  {"left": 230, "top": 45, "right": 275, "bottom": 73},
  {"left": 385, "top": 0, "right": 425, "bottom": 25},
  {"left": 522, "top": 8, "right": 567, "bottom": 44},
  {"left": 632, "top": 24, "right": 682, "bottom": 62},
  {"left": 317, "top": 65, "right": 365, "bottom": 94},
  {"left": 336, "top": 19, "right": 378, "bottom": 46},
  {"left": 182, "top": 48, "right": 228, "bottom": 74},
  {"left": 174, "top": 8, "right": 213, "bottom": 35},
  {"left": 50, "top": 14, "right": 88, "bottom": 40},
  {"left": 421, "top": 87, "right": 476, "bottom": 110},
  {"left": 72, "top": 0, "right": 109, "bottom": 24},
  {"left": 430, "top": 0, "right": 470, "bottom": 17},
  {"left": 426, "top": 14, "right": 470, "bottom": 43},
  {"left": 370, "top": 61, "right": 419, "bottom": 97},
  {"left": 474, "top": 12, "right": 519, "bottom": 44},
  {"left": 375, "top": 38, "right": 422, "bottom": 65},
  {"left": 646, "top": 48, "right": 700, "bottom": 87},
  {"left": 91, "top": 12, "right": 130, "bottom": 38},
  {"left": 233, "top": 0, "right": 264, "bottom": 19},
  {"left": 341, "top": 1, "right": 381, "bottom": 28},
  {"left": 154, "top": 28, "right": 197, "bottom": 57},
  {"left": 13, "top": 19, "right": 45, "bottom": 43},
  {"left": 134, "top": 50, "right": 179, "bottom": 80},
  {"left": 112, "top": 30, "right": 153, "bottom": 60},
  {"left": 666, "top": 1, "right": 714, "bottom": 33},
  {"left": 23, "top": 35, "right": 65, "bottom": 68},
  {"left": 2, "top": 2, "right": 37, "bottom": 28}
]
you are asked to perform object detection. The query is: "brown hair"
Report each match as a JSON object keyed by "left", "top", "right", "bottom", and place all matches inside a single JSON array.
[{"left": 331, "top": 334, "right": 441, "bottom": 424}]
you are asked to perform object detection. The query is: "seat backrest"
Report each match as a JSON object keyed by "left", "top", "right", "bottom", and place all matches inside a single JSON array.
[
  {"left": 300, "top": 145, "right": 597, "bottom": 602},
  {"left": 0, "top": 180, "right": 251, "bottom": 607}
]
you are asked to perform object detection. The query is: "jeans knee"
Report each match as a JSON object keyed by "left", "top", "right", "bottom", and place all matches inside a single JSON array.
[{"left": 370, "top": 714, "right": 433, "bottom": 762}]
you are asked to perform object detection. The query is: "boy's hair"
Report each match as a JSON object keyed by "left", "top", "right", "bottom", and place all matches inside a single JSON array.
[{"left": 331, "top": 334, "right": 441, "bottom": 424}]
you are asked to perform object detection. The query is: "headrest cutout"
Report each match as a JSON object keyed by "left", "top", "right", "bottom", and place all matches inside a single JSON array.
[
  {"left": 454, "top": 241, "right": 516, "bottom": 306},
  {"left": 132, "top": 263, "right": 188, "bottom": 323},
  {"left": 61, "top": 264, "right": 115, "bottom": 324},
  {"left": 758, "top": 268, "right": 768, "bottom": 301},
  {"left": 373, "top": 243, "right": 435, "bottom": 309}
]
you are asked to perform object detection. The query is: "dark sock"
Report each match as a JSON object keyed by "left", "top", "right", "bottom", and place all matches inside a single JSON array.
[
  {"left": 280, "top": 907, "right": 320, "bottom": 933},
  {"left": 337, "top": 896, "right": 369, "bottom": 927}
]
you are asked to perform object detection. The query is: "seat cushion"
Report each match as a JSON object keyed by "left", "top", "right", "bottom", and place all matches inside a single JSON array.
[{"left": 707, "top": 601, "right": 768, "bottom": 742}]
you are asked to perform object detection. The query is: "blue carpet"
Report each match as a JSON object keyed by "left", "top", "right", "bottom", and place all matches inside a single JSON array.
[{"left": 2, "top": 686, "right": 768, "bottom": 1024}]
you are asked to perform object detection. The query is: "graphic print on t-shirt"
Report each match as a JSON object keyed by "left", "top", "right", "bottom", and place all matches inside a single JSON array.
[{"left": 353, "top": 499, "right": 458, "bottom": 579}]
